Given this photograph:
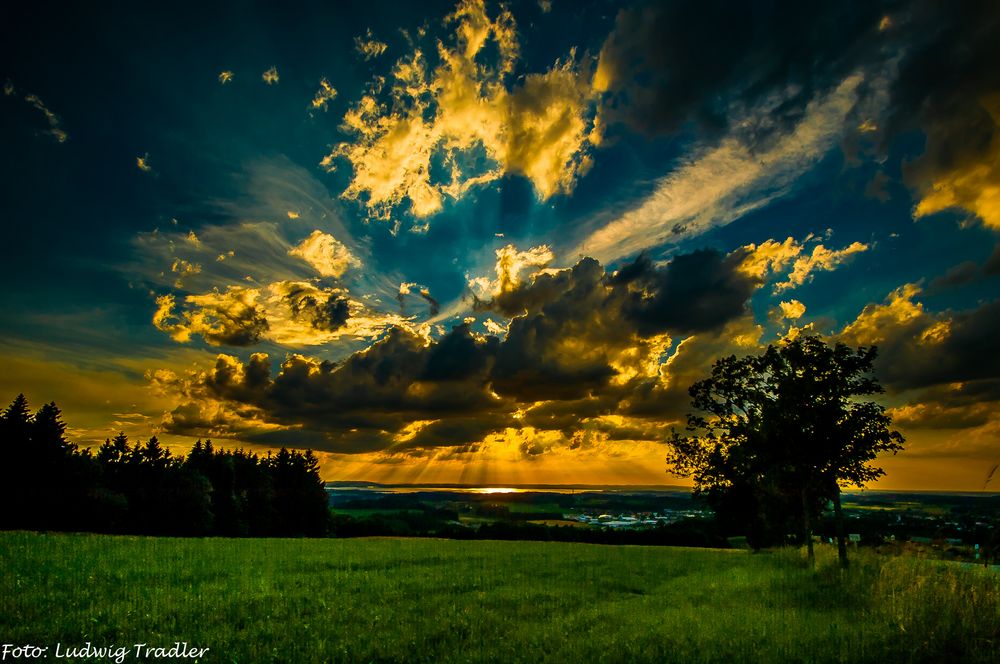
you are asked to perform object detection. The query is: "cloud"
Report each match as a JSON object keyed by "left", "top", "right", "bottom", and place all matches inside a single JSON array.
[
  {"left": 985, "top": 244, "right": 1000, "bottom": 276},
  {"left": 129, "top": 158, "right": 370, "bottom": 292},
  {"left": 323, "top": 0, "right": 601, "bottom": 228},
  {"left": 355, "top": 30, "right": 388, "bottom": 60},
  {"left": 880, "top": 1, "right": 1000, "bottom": 231},
  {"left": 262, "top": 67, "right": 279, "bottom": 85},
  {"left": 889, "top": 397, "right": 997, "bottom": 431},
  {"left": 583, "top": 0, "right": 1000, "bottom": 257},
  {"left": 911, "top": 95, "right": 1000, "bottom": 230},
  {"left": 153, "top": 289, "right": 269, "bottom": 347},
  {"left": 153, "top": 280, "right": 409, "bottom": 348},
  {"left": 735, "top": 234, "right": 868, "bottom": 294},
  {"left": 613, "top": 250, "right": 759, "bottom": 336},
  {"left": 592, "top": 0, "right": 887, "bottom": 140},
  {"left": 170, "top": 258, "right": 201, "bottom": 288},
  {"left": 467, "top": 243, "right": 554, "bottom": 301},
  {"left": 478, "top": 248, "right": 758, "bottom": 401},
  {"left": 397, "top": 282, "right": 440, "bottom": 316},
  {"left": 773, "top": 241, "right": 868, "bottom": 292},
  {"left": 838, "top": 284, "right": 1000, "bottom": 393},
  {"left": 23, "top": 92, "right": 68, "bottom": 143},
  {"left": 218, "top": 71, "right": 233, "bottom": 85},
  {"left": 927, "top": 260, "right": 982, "bottom": 293},
  {"left": 136, "top": 153, "right": 152, "bottom": 172},
  {"left": 287, "top": 230, "right": 361, "bottom": 278},
  {"left": 574, "top": 75, "right": 863, "bottom": 263},
  {"left": 310, "top": 78, "right": 337, "bottom": 111},
  {"left": 777, "top": 300, "right": 806, "bottom": 320},
  {"left": 151, "top": 247, "right": 767, "bottom": 453},
  {"left": 154, "top": 325, "right": 508, "bottom": 450},
  {"left": 737, "top": 237, "right": 802, "bottom": 280}
]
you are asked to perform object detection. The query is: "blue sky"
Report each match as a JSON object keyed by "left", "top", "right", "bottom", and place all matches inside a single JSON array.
[{"left": 2, "top": 0, "right": 999, "bottom": 489}]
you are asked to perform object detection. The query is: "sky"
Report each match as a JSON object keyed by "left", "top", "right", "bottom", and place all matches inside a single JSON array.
[{"left": 1, "top": 0, "right": 999, "bottom": 490}]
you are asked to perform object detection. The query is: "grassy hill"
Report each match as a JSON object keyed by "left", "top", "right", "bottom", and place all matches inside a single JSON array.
[{"left": 1, "top": 533, "right": 997, "bottom": 663}]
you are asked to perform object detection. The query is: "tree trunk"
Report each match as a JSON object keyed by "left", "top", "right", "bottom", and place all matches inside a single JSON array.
[
  {"left": 833, "top": 483, "right": 849, "bottom": 569},
  {"left": 802, "top": 488, "right": 814, "bottom": 567}
]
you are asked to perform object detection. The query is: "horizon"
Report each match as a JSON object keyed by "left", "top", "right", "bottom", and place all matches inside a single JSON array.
[
  {"left": 323, "top": 480, "right": 1000, "bottom": 496},
  {"left": 2, "top": 0, "right": 999, "bottom": 492}
]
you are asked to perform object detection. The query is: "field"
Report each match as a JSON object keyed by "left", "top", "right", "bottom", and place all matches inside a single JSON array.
[{"left": 1, "top": 533, "right": 998, "bottom": 663}]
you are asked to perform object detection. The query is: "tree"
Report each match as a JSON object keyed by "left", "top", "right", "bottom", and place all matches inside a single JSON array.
[
  {"left": 0, "top": 394, "right": 34, "bottom": 529},
  {"left": 668, "top": 335, "right": 904, "bottom": 567}
]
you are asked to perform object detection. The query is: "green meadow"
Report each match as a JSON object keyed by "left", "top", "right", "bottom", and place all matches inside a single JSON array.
[{"left": 1, "top": 533, "right": 997, "bottom": 663}]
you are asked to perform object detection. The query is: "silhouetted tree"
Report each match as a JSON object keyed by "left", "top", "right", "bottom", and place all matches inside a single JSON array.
[
  {"left": 1, "top": 394, "right": 34, "bottom": 529},
  {"left": 2, "top": 394, "right": 331, "bottom": 538},
  {"left": 1, "top": 396, "right": 94, "bottom": 529},
  {"left": 668, "top": 335, "right": 905, "bottom": 566},
  {"left": 266, "top": 447, "right": 330, "bottom": 536}
]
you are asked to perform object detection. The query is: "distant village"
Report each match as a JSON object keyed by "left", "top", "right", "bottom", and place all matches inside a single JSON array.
[{"left": 326, "top": 484, "right": 1000, "bottom": 561}]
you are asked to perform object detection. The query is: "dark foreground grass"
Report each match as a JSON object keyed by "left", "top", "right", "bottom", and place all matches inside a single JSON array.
[{"left": 1, "top": 533, "right": 997, "bottom": 663}]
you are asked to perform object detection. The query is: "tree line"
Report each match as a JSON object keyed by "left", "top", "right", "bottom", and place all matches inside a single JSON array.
[{"left": 0, "top": 394, "right": 330, "bottom": 536}]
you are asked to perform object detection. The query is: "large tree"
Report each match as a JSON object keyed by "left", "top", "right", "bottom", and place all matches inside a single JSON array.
[{"left": 668, "top": 335, "right": 904, "bottom": 566}]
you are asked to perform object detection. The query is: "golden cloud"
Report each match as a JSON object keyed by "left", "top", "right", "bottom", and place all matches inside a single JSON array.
[
  {"left": 355, "top": 30, "right": 388, "bottom": 60},
  {"left": 153, "top": 280, "right": 410, "bottom": 348},
  {"left": 323, "top": 0, "right": 601, "bottom": 227},
  {"left": 467, "top": 243, "right": 554, "bottom": 300},
  {"left": 778, "top": 299, "right": 806, "bottom": 320},
  {"left": 310, "top": 77, "right": 337, "bottom": 111},
  {"left": 287, "top": 229, "right": 361, "bottom": 278},
  {"left": 774, "top": 241, "right": 868, "bottom": 292},
  {"left": 262, "top": 66, "right": 279, "bottom": 85},
  {"left": 170, "top": 258, "right": 202, "bottom": 288},
  {"left": 838, "top": 283, "right": 928, "bottom": 346},
  {"left": 153, "top": 288, "right": 267, "bottom": 346},
  {"left": 738, "top": 236, "right": 801, "bottom": 279},
  {"left": 737, "top": 235, "right": 867, "bottom": 293}
]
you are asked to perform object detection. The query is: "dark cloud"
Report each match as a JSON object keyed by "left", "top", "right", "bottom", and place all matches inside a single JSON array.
[
  {"left": 894, "top": 401, "right": 994, "bottom": 431},
  {"left": 614, "top": 250, "right": 758, "bottom": 335},
  {"left": 864, "top": 170, "right": 892, "bottom": 202},
  {"left": 926, "top": 247, "right": 1000, "bottom": 293},
  {"left": 418, "top": 289, "right": 440, "bottom": 316},
  {"left": 885, "top": 1, "right": 1000, "bottom": 193},
  {"left": 598, "top": 0, "right": 1000, "bottom": 232},
  {"left": 160, "top": 249, "right": 760, "bottom": 451},
  {"left": 397, "top": 285, "right": 441, "bottom": 317},
  {"left": 893, "top": 380, "right": 1000, "bottom": 430},
  {"left": 596, "top": 0, "right": 889, "bottom": 142},
  {"left": 403, "top": 414, "right": 515, "bottom": 450},
  {"left": 519, "top": 395, "right": 620, "bottom": 434},
  {"left": 420, "top": 324, "right": 498, "bottom": 382},
  {"left": 867, "top": 300, "right": 1000, "bottom": 391},
  {"left": 927, "top": 260, "right": 981, "bottom": 293},
  {"left": 491, "top": 259, "right": 625, "bottom": 401},
  {"left": 166, "top": 325, "right": 508, "bottom": 452},
  {"left": 984, "top": 245, "right": 1000, "bottom": 275},
  {"left": 285, "top": 285, "right": 351, "bottom": 331},
  {"left": 489, "top": 251, "right": 754, "bottom": 401}
]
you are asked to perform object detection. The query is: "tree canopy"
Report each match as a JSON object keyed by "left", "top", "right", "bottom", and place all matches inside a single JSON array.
[
  {"left": 668, "top": 335, "right": 904, "bottom": 565},
  {"left": 0, "top": 394, "right": 331, "bottom": 537}
]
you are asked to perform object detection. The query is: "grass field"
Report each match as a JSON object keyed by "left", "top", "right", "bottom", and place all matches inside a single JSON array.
[{"left": 1, "top": 533, "right": 998, "bottom": 663}]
